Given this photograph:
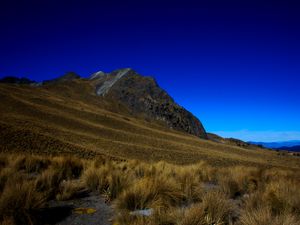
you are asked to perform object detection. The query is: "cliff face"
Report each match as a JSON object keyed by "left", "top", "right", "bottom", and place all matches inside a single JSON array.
[{"left": 90, "top": 68, "right": 207, "bottom": 139}]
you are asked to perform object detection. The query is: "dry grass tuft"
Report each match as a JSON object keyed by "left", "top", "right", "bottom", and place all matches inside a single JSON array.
[
  {"left": 218, "top": 166, "right": 260, "bottom": 198},
  {"left": 180, "top": 203, "right": 206, "bottom": 225},
  {"left": 13, "top": 155, "right": 50, "bottom": 173},
  {"left": 0, "top": 217, "right": 15, "bottom": 225},
  {"left": 56, "top": 179, "right": 84, "bottom": 201},
  {"left": 0, "top": 168, "right": 13, "bottom": 192},
  {"left": 239, "top": 206, "right": 300, "bottom": 225},
  {"left": 34, "top": 168, "right": 62, "bottom": 199},
  {"left": 116, "top": 176, "right": 183, "bottom": 211},
  {"left": 83, "top": 166, "right": 110, "bottom": 192},
  {"left": 201, "top": 190, "right": 234, "bottom": 224},
  {"left": 52, "top": 156, "right": 83, "bottom": 179},
  {"left": 180, "top": 191, "right": 234, "bottom": 225},
  {"left": 263, "top": 179, "right": 300, "bottom": 214},
  {"left": 175, "top": 168, "right": 204, "bottom": 204},
  {"left": 0, "top": 180, "right": 46, "bottom": 225},
  {"left": 0, "top": 154, "right": 8, "bottom": 171},
  {"left": 0, "top": 153, "right": 299, "bottom": 225}
]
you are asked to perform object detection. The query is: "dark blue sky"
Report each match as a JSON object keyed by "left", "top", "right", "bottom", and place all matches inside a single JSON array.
[{"left": 1, "top": 0, "right": 299, "bottom": 141}]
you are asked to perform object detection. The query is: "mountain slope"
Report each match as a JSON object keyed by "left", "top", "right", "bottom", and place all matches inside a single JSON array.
[
  {"left": 90, "top": 68, "right": 207, "bottom": 138},
  {"left": 207, "top": 133, "right": 262, "bottom": 149},
  {"left": 0, "top": 72, "right": 299, "bottom": 169}
]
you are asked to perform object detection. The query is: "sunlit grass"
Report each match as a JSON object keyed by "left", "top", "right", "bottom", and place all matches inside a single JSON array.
[{"left": 0, "top": 153, "right": 299, "bottom": 225}]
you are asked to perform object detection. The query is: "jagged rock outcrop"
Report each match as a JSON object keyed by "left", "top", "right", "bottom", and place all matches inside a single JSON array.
[{"left": 90, "top": 68, "right": 207, "bottom": 139}]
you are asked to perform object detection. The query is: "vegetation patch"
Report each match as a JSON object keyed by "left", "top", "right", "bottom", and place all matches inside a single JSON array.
[{"left": 0, "top": 153, "right": 299, "bottom": 225}]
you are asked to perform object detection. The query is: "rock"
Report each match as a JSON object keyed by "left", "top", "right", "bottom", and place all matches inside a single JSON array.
[
  {"left": 90, "top": 68, "right": 207, "bottom": 139},
  {"left": 89, "top": 71, "right": 107, "bottom": 80},
  {"left": 130, "top": 208, "right": 153, "bottom": 217},
  {"left": 94, "top": 68, "right": 131, "bottom": 96}
]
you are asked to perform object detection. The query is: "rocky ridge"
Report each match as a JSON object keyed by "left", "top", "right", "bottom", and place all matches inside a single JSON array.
[{"left": 89, "top": 68, "right": 207, "bottom": 139}]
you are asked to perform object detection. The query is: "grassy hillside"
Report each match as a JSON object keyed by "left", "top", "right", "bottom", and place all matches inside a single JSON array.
[{"left": 0, "top": 81, "right": 299, "bottom": 169}]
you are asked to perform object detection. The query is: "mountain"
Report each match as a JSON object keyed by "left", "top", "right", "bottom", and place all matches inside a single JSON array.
[
  {"left": 43, "top": 72, "right": 81, "bottom": 84},
  {"left": 89, "top": 68, "right": 207, "bottom": 139},
  {"left": 249, "top": 140, "right": 300, "bottom": 149},
  {"left": 207, "top": 133, "right": 263, "bottom": 149},
  {"left": 0, "top": 68, "right": 299, "bottom": 168},
  {"left": 276, "top": 145, "right": 300, "bottom": 152},
  {"left": 0, "top": 76, "right": 36, "bottom": 84}
]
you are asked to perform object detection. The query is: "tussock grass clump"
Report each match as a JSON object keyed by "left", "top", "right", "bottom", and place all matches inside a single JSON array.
[
  {"left": 173, "top": 191, "right": 233, "bottom": 225},
  {"left": 115, "top": 207, "right": 183, "bottom": 225},
  {"left": 0, "top": 217, "right": 15, "bottom": 225},
  {"left": 0, "top": 168, "right": 13, "bottom": 192},
  {"left": 180, "top": 203, "right": 206, "bottom": 225},
  {"left": 218, "top": 166, "right": 260, "bottom": 198},
  {"left": 0, "top": 154, "right": 8, "bottom": 171},
  {"left": 13, "top": 155, "right": 50, "bottom": 173},
  {"left": 0, "top": 153, "right": 299, "bottom": 225},
  {"left": 83, "top": 166, "right": 102, "bottom": 190},
  {"left": 175, "top": 168, "right": 204, "bottom": 204},
  {"left": 106, "top": 171, "right": 130, "bottom": 200},
  {"left": 34, "top": 168, "right": 63, "bottom": 199},
  {"left": 0, "top": 180, "right": 46, "bottom": 225},
  {"left": 52, "top": 156, "right": 83, "bottom": 179},
  {"left": 83, "top": 163, "right": 130, "bottom": 201},
  {"left": 116, "top": 176, "right": 183, "bottom": 211},
  {"left": 130, "top": 161, "right": 157, "bottom": 178},
  {"left": 56, "top": 179, "right": 84, "bottom": 201},
  {"left": 83, "top": 166, "right": 110, "bottom": 191},
  {"left": 200, "top": 190, "right": 234, "bottom": 224},
  {"left": 193, "top": 161, "right": 217, "bottom": 183},
  {"left": 263, "top": 179, "right": 300, "bottom": 214},
  {"left": 239, "top": 206, "right": 300, "bottom": 225}
]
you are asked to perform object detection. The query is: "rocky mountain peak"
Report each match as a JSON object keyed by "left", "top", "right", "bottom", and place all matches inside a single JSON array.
[
  {"left": 89, "top": 71, "right": 107, "bottom": 80},
  {"left": 90, "top": 68, "right": 207, "bottom": 139},
  {"left": 91, "top": 68, "right": 133, "bottom": 96}
]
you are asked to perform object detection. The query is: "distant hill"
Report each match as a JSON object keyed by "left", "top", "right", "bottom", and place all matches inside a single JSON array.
[
  {"left": 0, "top": 76, "right": 35, "bottom": 84},
  {"left": 276, "top": 145, "right": 300, "bottom": 152},
  {"left": 207, "top": 133, "right": 262, "bottom": 150},
  {"left": 249, "top": 140, "right": 300, "bottom": 149},
  {"left": 43, "top": 72, "right": 81, "bottom": 84}
]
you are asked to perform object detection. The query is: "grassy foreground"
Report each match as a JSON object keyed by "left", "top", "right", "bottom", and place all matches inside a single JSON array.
[{"left": 0, "top": 153, "right": 299, "bottom": 225}]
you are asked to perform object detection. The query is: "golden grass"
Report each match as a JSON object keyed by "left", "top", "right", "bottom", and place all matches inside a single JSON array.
[
  {"left": 56, "top": 179, "right": 84, "bottom": 201},
  {"left": 263, "top": 179, "right": 300, "bottom": 214},
  {"left": 0, "top": 180, "right": 46, "bottom": 225},
  {"left": 116, "top": 176, "right": 184, "bottom": 211},
  {"left": 239, "top": 206, "right": 300, "bottom": 225},
  {"left": 13, "top": 155, "right": 50, "bottom": 173},
  {"left": 0, "top": 154, "right": 299, "bottom": 225},
  {"left": 1, "top": 83, "right": 299, "bottom": 169},
  {"left": 1, "top": 82, "right": 299, "bottom": 225}
]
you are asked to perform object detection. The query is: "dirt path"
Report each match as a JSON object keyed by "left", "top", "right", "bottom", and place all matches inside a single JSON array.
[{"left": 44, "top": 192, "right": 113, "bottom": 225}]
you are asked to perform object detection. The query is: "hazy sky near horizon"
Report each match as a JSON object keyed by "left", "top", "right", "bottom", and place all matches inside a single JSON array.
[{"left": 1, "top": 0, "right": 299, "bottom": 142}]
